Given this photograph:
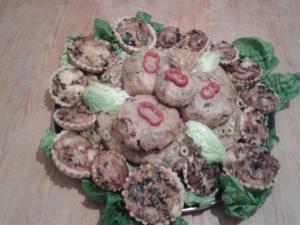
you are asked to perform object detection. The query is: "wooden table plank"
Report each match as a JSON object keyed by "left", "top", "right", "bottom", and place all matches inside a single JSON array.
[{"left": 0, "top": 0, "right": 299, "bottom": 224}]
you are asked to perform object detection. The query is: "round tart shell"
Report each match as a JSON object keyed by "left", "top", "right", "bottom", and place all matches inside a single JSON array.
[
  {"left": 122, "top": 164, "right": 185, "bottom": 225},
  {"left": 53, "top": 106, "right": 96, "bottom": 131},
  {"left": 113, "top": 17, "right": 157, "bottom": 53},
  {"left": 51, "top": 131, "right": 99, "bottom": 179},
  {"left": 68, "top": 35, "right": 117, "bottom": 73}
]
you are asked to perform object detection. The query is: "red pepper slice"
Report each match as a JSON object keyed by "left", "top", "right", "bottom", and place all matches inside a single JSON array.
[
  {"left": 137, "top": 101, "right": 164, "bottom": 126},
  {"left": 209, "top": 82, "right": 220, "bottom": 93},
  {"left": 164, "top": 68, "right": 188, "bottom": 87},
  {"left": 200, "top": 82, "right": 220, "bottom": 99},
  {"left": 143, "top": 51, "right": 160, "bottom": 73}
]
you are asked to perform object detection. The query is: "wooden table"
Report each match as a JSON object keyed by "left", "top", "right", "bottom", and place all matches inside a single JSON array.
[{"left": 0, "top": 0, "right": 299, "bottom": 224}]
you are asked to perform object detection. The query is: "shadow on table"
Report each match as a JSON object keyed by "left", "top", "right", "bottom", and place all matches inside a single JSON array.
[
  {"left": 43, "top": 91, "right": 54, "bottom": 112},
  {"left": 211, "top": 204, "right": 241, "bottom": 225}
]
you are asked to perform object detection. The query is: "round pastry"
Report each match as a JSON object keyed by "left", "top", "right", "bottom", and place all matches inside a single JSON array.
[
  {"left": 91, "top": 150, "right": 129, "bottom": 192},
  {"left": 114, "top": 17, "right": 157, "bottom": 52},
  {"left": 209, "top": 41, "right": 239, "bottom": 64},
  {"left": 113, "top": 95, "right": 181, "bottom": 152},
  {"left": 238, "top": 108, "right": 268, "bottom": 146},
  {"left": 53, "top": 103, "right": 96, "bottom": 131},
  {"left": 223, "top": 144, "right": 280, "bottom": 190},
  {"left": 122, "top": 164, "right": 185, "bottom": 225},
  {"left": 51, "top": 131, "right": 99, "bottom": 179},
  {"left": 180, "top": 71, "right": 236, "bottom": 128},
  {"left": 157, "top": 26, "right": 181, "bottom": 48},
  {"left": 68, "top": 35, "right": 117, "bottom": 73},
  {"left": 49, "top": 66, "right": 88, "bottom": 107},
  {"left": 155, "top": 67, "right": 196, "bottom": 107},
  {"left": 122, "top": 49, "right": 162, "bottom": 96},
  {"left": 179, "top": 29, "right": 209, "bottom": 52},
  {"left": 222, "top": 58, "right": 262, "bottom": 86},
  {"left": 183, "top": 153, "right": 221, "bottom": 196},
  {"left": 240, "top": 83, "right": 279, "bottom": 114}
]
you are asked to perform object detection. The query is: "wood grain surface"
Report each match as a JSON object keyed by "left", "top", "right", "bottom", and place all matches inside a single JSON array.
[{"left": 0, "top": 0, "right": 299, "bottom": 225}]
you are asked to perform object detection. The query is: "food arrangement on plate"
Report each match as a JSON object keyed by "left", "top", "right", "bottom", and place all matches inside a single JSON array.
[{"left": 40, "top": 11, "right": 300, "bottom": 225}]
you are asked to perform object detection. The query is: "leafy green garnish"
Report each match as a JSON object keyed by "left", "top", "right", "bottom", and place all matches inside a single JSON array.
[
  {"left": 112, "top": 42, "right": 129, "bottom": 62},
  {"left": 260, "top": 72, "right": 300, "bottom": 111},
  {"left": 194, "top": 51, "right": 220, "bottom": 73},
  {"left": 81, "top": 179, "right": 107, "bottom": 203},
  {"left": 220, "top": 175, "right": 272, "bottom": 220},
  {"left": 83, "top": 83, "right": 130, "bottom": 114},
  {"left": 264, "top": 127, "right": 279, "bottom": 151},
  {"left": 93, "top": 18, "right": 128, "bottom": 62},
  {"left": 185, "top": 121, "right": 225, "bottom": 163},
  {"left": 136, "top": 11, "right": 164, "bottom": 33},
  {"left": 60, "top": 32, "right": 82, "bottom": 66},
  {"left": 39, "top": 130, "right": 56, "bottom": 157},
  {"left": 185, "top": 191, "right": 216, "bottom": 209},
  {"left": 233, "top": 37, "right": 279, "bottom": 75},
  {"left": 93, "top": 18, "right": 116, "bottom": 43},
  {"left": 172, "top": 217, "right": 188, "bottom": 225}
]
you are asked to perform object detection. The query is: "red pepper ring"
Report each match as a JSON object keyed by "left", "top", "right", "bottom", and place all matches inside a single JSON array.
[
  {"left": 164, "top": 68, "right": 188, "bottom": 87},
  {"left": 137, "top": 101, "right": 164, "bottom": 126},
  {"left": 143, "top": 51, "right": 160, "bottom": 73},
  {"left": 200, "top": 86, "right": 215, "bottom": 99},
  {"left": 209, "top": 82, "right": 220, "bottom": 93}
]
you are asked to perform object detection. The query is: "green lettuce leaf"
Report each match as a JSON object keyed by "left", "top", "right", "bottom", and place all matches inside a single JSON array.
[
  {"left": 220, "top": 175, "right": 272, "bottom": 220},
  {"left": 60, "top": 32, "right": 82, "bottom": 66},
  {"left": 93, "top": 18, "right": 116, "bottom": 43},
  {"left": 83, "top": 83, "right": 130, "bottom": 114},
  {"left": 39, "top": 130, "right": 55, "bottom": 157},
  {"left": 264, "top": 127, "right": 279, "bottom": 151},
  {"left": 185, "top": 191, "right": 216, "bottom": 209},
  {"left": 172, "top": 217, "right": 188, "bottom": 225},
  {"left": 185, "top": 121, "right": 225, "bottom": 163},
  {"left": 112, "top": 42, "right": 129, "bottom": 62},
  {"left": 233, "top": 37, "right": 279, "bottom": 75},
  {"left": 81, "top": 179, "right": 107, "bottom": 203},
  {"left": 194, "top": 51, "right": 220, "bottom": 73},
  {"left": 136, "top": 11, "right": 164, "bottom": 33},
  {"left": 260, "top": 72, "right": 300, "bottom": 111}
]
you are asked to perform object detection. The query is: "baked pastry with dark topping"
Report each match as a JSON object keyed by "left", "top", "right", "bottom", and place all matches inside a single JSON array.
[
  {"left": 53, "top": 103, "right": 96, "bottom": 131},
  {"left": 114, "top": 17, "right": 157, "bottom": 52},
  {"left": 240, "top": 83, "right": 279, "bottom": 114},
  {"left": 68, "top": 35, "right": 117, "bottom": 73},
  {"left": 222, "top": 58, "right": 262, "bottom": 87},
  {"left": 238, "top": 108, "right": 268, "bottom": 146},
  {"left": 223, "top": 144, "right": 280, "bottom": 190},
  {"left": 210, "top": 41, "right": 239, "bottom": 64},
  {"left": 157, "top": 26, "right": 181, "bottom": 48},
  {"left": 51, "top": 131, "right": 99, "bottom": 179},
  {"left": 91, "top": 150, "right": 129, "bottom": 192},
  {"left": 122, "top": 164, "right": 185, "bottom": 225},
  {"left": 49, "top": 66, "right": 88, "bottom": 107},
  {"left": 183, "top": 153, "right": 221, "bottom": 196},
  {"left": 179, "top": 29, "right": 209, "bottom": 52},
  {"left": 113, "top": 95, "right": 181, "bottom": 152}
]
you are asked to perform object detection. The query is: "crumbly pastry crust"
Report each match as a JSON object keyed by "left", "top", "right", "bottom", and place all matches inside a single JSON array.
[
  {"left": 51, "top": 131, "right": 99, "bottom": 179},
  {"left": 223, "top": 144, "right": 280, "bottom": 190},
  {"left": 122, "top": 164, "right": 185, "bottom": 225},
  {"left": 91, "top": 150, "right": 129, "bottom": 192},
  {"left": 68, "top": 35, "right": 117, "bottom": 73},
  {"left": 53, "top": 105, "right": 96, "bottom": 131},
  {"left": 49, "top": 66, "right": 87, "bottom": 107},
  {"left": 113, "top": 17, "right": 157, "bottom": 53},
  {"left": 209, "top": 40, "right": 240, "bottom": 65}
]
